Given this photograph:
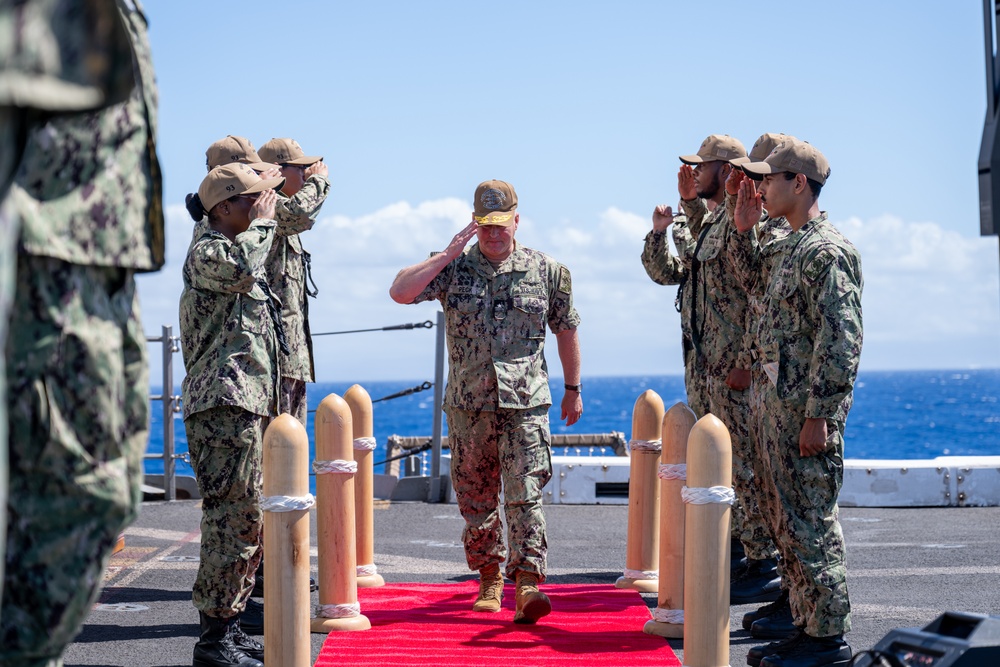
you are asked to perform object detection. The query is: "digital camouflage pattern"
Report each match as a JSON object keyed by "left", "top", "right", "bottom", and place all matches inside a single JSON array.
[
  {"left": 0, "top": 2, "right": 160, "bottom": 663},
  {"left": 185, "top": 406, "right": 264, "bottom": 618},
  {"left": 684, "top": 203, "right": 775, "bottom": 560},
  {"left": 264, "top": 175, "right": 330, "bottom": 384},
  {"left": 279, "top": 376, "right": 309, "bottom": 426},
  {"left": 180, "top": 221, "right": 280, "bottom": 420},
  {"left": 413, "top": 242, "right": 580, "bottom": 411},
  {"left": 446, "top": 405, "right": 552, "bottom": 581},
  {"left": 745, "top": 212, "right": 863, "bottom": 636},
  {"left": 413, "top": 240, "right": 577, "bottom": 580},
  {"left": 640, "top": 203, "right": 711, "bottom": 417},
  {"left": 8, "top": 0, "right": 163, "bottom": 272},
  {"left": 2, "top": 256, "right": 149, "bottom": 662}
]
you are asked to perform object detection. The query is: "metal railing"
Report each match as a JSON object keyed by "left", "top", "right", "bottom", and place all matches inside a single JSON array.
[
  {"left": 144, "top": 316, "right": 445, "bottom": 502},
  {"left": 145, "top": 325, "right": 182, "bottom": 501}
]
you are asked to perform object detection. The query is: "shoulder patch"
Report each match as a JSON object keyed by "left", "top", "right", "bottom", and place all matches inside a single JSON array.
[
  {"left": 558, "top": 266, "right": 572, "bottom": 294},
  {"left": 802, "top": 247, "right": 836, "bottom": 283}
]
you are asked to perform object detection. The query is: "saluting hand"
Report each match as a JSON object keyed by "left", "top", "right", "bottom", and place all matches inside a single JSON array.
[
  {"left": 442, "top": 220, "right": 479, "bottom": 260},
  {"left": 305, "top": 161, "right": 329, "bottom": 179},
  {"left": 259, "top": 167, "right": 282, "bottom": 181},
  {"left": 726, "top": 168, "right": 744, "bottom": 196},
  {"left": 734, "top": 178, "right": 762, "bottom": 233},
  {"left": 652, "top": 204, "right": 674, "bottom": 232},
  {"left": 677, "top": 165, "right": 697, "bottom": 201},
  {"left": 251, "top": 188, "right": 278, "bottom": 221}
]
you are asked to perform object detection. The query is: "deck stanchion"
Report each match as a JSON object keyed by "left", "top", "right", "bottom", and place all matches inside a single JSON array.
[
  {"left": 682, "top": 414, "right": 733, "bottom": 667},
  {"left": 643, "top": 402, "right": 696, "bottom": 638},
  {"left": 616, "top": 389, "right": 664, "bottom": 593},
  {"left": 262, "top": 415, "right": 313, "bottom": 667},
  {"left": 345, "top": 384, "right": 385, "bottom": 588},
  {"left": 311, "top": 394, "right": 371, "bottom": 633}
]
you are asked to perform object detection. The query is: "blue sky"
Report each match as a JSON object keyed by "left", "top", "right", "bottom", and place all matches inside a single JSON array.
[{"left": 138, "top": 1, "right": 1000, "bottom": 383}]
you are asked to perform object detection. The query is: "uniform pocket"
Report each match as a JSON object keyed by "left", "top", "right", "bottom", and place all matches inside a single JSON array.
[
  {"left": 445, "top": 293, "right": 484, "bottom": 338},
  {"left": 511, "top": 296, "right": 546, "bottom": 340},
  {"left": 240, "top": 293, "right": 271, "bottom": 335}
]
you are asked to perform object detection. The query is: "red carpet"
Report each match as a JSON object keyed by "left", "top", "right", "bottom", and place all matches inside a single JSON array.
[{"left": 315, "top": 582, "right": 680, "bottom": 667}]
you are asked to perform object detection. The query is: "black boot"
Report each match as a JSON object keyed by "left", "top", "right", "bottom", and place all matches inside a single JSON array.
[
  {"left": 743, "top": 589, "right": 789, "bottom": 631},
  {"left": 747, "top": 628, "right": 804, "bottom": 667},
  {"left": 193, "top": 612, "right": 264, "bottom": 667},
  {"left": 239, "top": 598, "right": 264, "bottom": 635},
  {"left": 750, "top": 594, "right": 796, "bottom": 639},
  {"left": 231, "top": 618, "right": 264, "bottom": 663},
  {"left": 759, "top": 633, "right": 852, "bottom": 667},
  {"left": 731, "top": 558, "right": 781, "bottom": 604}
]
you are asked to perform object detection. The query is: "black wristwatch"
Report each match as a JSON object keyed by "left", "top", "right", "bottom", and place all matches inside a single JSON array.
[{"left": 564, "top": 383, "right": 582, "bottom": 393}]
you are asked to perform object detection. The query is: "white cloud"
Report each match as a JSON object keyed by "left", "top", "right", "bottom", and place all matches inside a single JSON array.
[{"left": 136, "top": 202, "right": 1000, "bottom": 387}]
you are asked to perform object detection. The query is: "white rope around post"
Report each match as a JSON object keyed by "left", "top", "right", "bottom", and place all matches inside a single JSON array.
[
  {"left": 680, "top": 485, "right": 736, "bottom": 505},
  {"left": 353, "top": 437, "right": 377, "bottom": 451},
  {"left": 651, "top": 607, "right": 685, "bottom": 624},
  {"left": 628, "top": 438, "right": 663, "bottom": 452},
  {"left": 623, "top": 567, "right": 658, "bottom": 580},
  {"left": 658, "top": 463, "right": 687, "bottom": 481},
  {"left": 261, "top": 494, "right": 316, "bottom": 512},
  {"left": 313, "top": 459, "right": 358, "bottom": 475},
  {"left": 356, "top": 564, "right": 378, "bottom": 577},
  {"left": 315, "top": 602, "right": 361, "bottom": 619}
]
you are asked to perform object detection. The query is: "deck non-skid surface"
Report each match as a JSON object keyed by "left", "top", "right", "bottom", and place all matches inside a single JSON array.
[{"left": 62, "top": 501, "right": 1000, "bottom": 667}]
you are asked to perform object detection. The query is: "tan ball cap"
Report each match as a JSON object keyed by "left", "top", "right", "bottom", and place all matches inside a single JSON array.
[
  {"left": 205, "top": 135, "right": 279, "bottom": 172},
  {"left": 198, "top": 163, "right": 285, "bottom": 212},
  {"left": 473, "top": 179, "right": 518, "bottom": 226},
  {"left": 730, "top": 132, "right": 794, "bottom": 166},
  {"left": 258, "top": 138, "right": 322, "bottom": 166},
  {"left": 741, "top": 139, "right": 831, "bottom": 185},
  {"left": 679, "top": 134, "right": 747, "bottom": 165}
]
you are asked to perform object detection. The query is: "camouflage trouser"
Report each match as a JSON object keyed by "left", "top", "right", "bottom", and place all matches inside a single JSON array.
[
  {"left": 445, "top": 405, "right": 552, "bottom": 582},
  {"left": 2, "top": 256, "right": 148, "bottom": 665},
  {"left": 749, "top": 375, "right": 851, "bottom": 637},
  {"left": 683, "top": 343, "right": 710, "bottom": 418},
  {"left": 707, "top": 375, "right": 778, "bottom": 562},
  {"left": 185, "top": 406, "right": 264, "bottom": 618},
  {"left": 279, "top": 376, "right": 308, "bottom": 427}
]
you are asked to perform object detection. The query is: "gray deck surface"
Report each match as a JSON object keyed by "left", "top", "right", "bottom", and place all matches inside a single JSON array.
[{"left": 62, "top": 500, "right": 1000, "bottom": 667}]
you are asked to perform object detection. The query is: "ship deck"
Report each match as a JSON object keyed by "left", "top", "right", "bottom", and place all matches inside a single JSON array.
[{"left": 64, "top": 500, "right": 1000, "bottom": 666}]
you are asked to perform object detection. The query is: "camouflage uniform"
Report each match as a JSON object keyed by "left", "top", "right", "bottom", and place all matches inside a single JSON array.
[
  {"left": 744, "top": 212, "right": 863, "bottom": 637},
  {"left": 640, "top": 208, "right": 710, "bottom": 417},
  {"left": 412, "top": 242, "right": 580, "bottom": 580},
  {"left": 643, "top": 198, "right": 774, "bottom": 560},
  {"left": 180, "top": 219, "right": 280, "bottom": 618},
  {"left": 0, "top": 1, "right": 163, "bottom": 663},
  {"left": 264, "top": 176, "right": 330, "bottom": 425}
]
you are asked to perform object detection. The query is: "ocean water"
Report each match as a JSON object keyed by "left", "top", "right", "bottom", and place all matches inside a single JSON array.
[{"left": 146, "top": 369, "right": 1000, "bottom": 492}]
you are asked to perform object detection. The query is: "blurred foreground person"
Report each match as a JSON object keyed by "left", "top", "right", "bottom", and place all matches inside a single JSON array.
[{"left": 0, "top": 1, "right": 164, "bottom": 664}]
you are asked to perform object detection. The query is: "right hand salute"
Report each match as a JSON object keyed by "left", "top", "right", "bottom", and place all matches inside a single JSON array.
[
  {"left": 443, "top": 220, "right": 479, "bottom": 260},
  {"left": 305, "top": 160, "right": 329, "bottom": 179},
  {"left": 652, "top": 204, "right": 674, "bottom": 232},
  {"left": 678, "top": 165, "right": 697, "bottom": 200},
  {"left": 734, "top": 178, "right": 762, "bottom": 234},
  {"left": 251, "top": 189, "right": 278, "bottom": 221},
  {"left": 726, "top": 167, "right": 745, "bottom": 196}
]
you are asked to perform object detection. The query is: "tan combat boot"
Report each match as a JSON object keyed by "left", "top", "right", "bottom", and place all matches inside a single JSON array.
[
  {"left": 472, "top": 564, "right": 504, "bottom": 612},
  {"left": 513, "top": 571, "right": 551, "bottom": 624}
]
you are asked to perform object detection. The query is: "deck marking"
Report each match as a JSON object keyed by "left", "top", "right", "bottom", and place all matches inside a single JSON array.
[{"left": 105, "top": 529, "right": 201, "bottom": 590}]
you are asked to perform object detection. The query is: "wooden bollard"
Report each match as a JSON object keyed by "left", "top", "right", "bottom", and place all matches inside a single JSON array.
[
  {"left": 263, "top": 414, "right": 313, "bottom": 667},
  {"left": 643, "top": 402, "right": 696, "bottom": 638},
  {"left": 344, "top": 384, "right": 385, "bottom": 588},
  {"left": 310, "top": 394, "right": 371, "bottom": 633},
  {"left": 682, "top": 414, "right": 733, "bottom": 667},
  {"left": 616, "top": 389, "right": 664, "bottom": 593}
]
